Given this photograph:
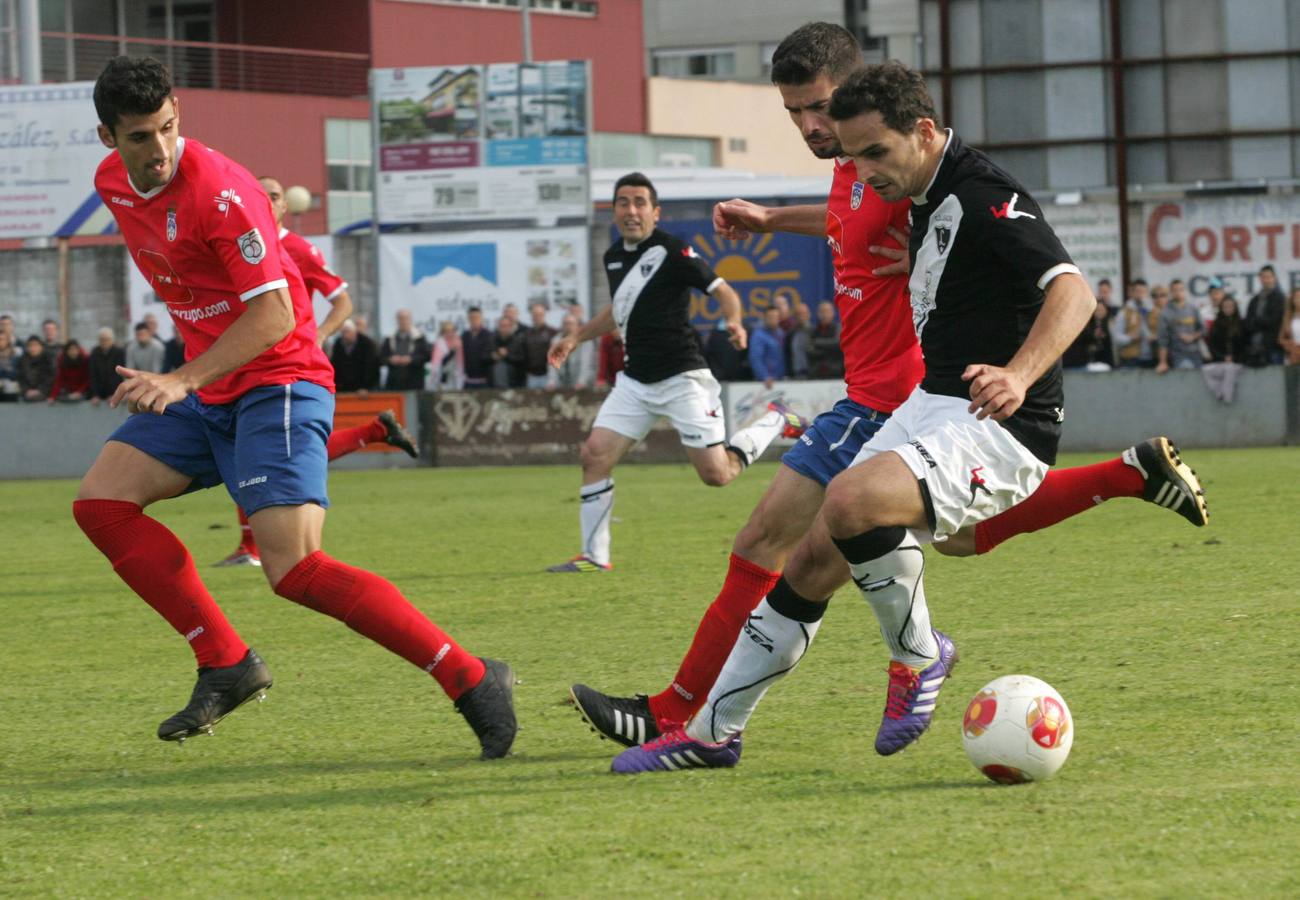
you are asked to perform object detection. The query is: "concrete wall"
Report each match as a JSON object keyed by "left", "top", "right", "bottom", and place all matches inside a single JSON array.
[{"left": 0, "top": 246, "right": 127, "bottom": 346}]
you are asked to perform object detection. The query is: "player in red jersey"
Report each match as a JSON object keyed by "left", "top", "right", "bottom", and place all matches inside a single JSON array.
[
  {"left": 571, "top": 24, "right": 1206, "bottom": 759},
  {"left": 213, "top": 176, "right": 418, "bottom": 568},
  {"left": 73, "top": 56, "right": 515, "bottom": 759}
]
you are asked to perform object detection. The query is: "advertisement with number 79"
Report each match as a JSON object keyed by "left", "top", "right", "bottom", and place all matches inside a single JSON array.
[{"left": 372, "top": 61, "right": 590, "bottom": 225}]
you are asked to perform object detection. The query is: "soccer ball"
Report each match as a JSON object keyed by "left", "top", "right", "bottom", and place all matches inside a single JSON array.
[{"left": 961, "top": 675, "right": 1073, "bottom": 784}]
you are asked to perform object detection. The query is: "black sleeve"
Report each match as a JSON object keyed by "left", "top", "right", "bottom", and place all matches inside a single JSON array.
[
  {"left": 667, "top": 238, "right": 721, "bottom": 293},
  {"left": 966, "top": 178, "right": 1078, "bottom": 297}
]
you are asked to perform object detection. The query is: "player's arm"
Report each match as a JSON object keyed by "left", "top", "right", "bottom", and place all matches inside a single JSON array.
[
  {"left": 710, "top": 280, "right": 747, "bottom": 350},
  {"left": 964, "top": 272, "right": 1094, "bottom": 420},
  {"left": 713, "top": 199, "right": 827, "bottom": 239},
  {"left": 113, "top": 288, "right": 295, "bottom": 415},
  {"left": 549, "top": 305, "right": 615, "bottom": 368},
  {"left": 316, "top": 288, "right": 353, "bottom": 346}
]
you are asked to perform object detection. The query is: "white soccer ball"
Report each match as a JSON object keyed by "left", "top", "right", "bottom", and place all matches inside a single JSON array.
[
  {"left": 961, "top": 674, "right": 1074, "bottom": 784},
  {"left": 284, "top": 185, "right": 313, "bottom": 214}
]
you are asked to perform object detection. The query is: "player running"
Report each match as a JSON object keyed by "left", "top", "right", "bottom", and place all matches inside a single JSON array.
[
  {"left": 569, "top": 25, "right": 1205, "bottom": 762},
  {"left": 75, "top": 56, "right": 515, "bottom": 759},
  {"left": 214, "top": 175, "right": 417, "bottom": 568},
  {"left": 545, "top": 172, "right": 809, "bottom": 573}
]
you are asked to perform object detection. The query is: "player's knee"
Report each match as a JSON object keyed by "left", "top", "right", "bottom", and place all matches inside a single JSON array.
[
  {"left": 821, "top": 479, "right": 872, "bottom": 537},
  {"left": 579, "top": 439, "right": 610, "bottom": 474}
]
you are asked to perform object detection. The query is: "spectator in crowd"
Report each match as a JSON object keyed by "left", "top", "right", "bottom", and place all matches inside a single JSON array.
[
  {"left": 1280, "top": 288, "right": 1300, "bottom": 366},
  {"left": 491, "top": 314, "right": 527, "bottom": 388},
  {"left": 1245, "top": 264, "right": 1286, "bottom": 366},
  {"left": 18, "top": 335, "right": 55, "bottom": 401},
  {"left": 1064, "top": 299, "right": 1115, "bottom": 369},
  {"left": 1113, "top": 282, "right": 1152, "bottom": 367},
  {"left": 567, "top": 302, "right": 586, "bottom": 324},
  {"left": 749, "top": 306, "right": 787, "bottom": 387},
  {"left": 772, "top": 294, "right": 796, "bottom": 333},
  {"left": 1157, "top": 279, "right": 1204, "bottom": 373},
  {"left": 1206, "top": 295, "right": 1246, "bottom": 363},
  {"left": 0, "top": 314, "right": 17, "bottom": 351},
  {"left": 547, "top": 314, "right": 594, "bottom": 390},
  {"left": 787, "top": 301, "right": 812, "bottom": 378},
  {"left": 1204, "top": 277, "right": 1227, "bottom": 324},
  {"left": 523, "top": 302, "right": 556, "bottom": 389},
  {"left": 124, "top": 321, "right": 165, "bottom": 373},
  {"left": 162, "top": 332, "right": 185, "bottom": 373},
  {"left": 330, "top": 318, "right": 380, "bottom": 392},
  {"left": 461, "top": 306, "right": 495, "bottom": 389},
  {"left": 597, "top": 330, "right": 624, "bottom": 389},
  {"left": 1096, "top": 278, "right": 1115, "bottom": 310},
  {"left": 88, "top": 326, "right": 125, "bottom": 405},
  {"left": 42, "top": 318, "right": 62, "bottom": 352},
  {"left": 501, "top": 303, "right": 520, "bottom": 324},
  {"left": 806, "top": 300, "right": 844, "bottom": 379},
  {"left": 0, "top": 330, "right": 21, "bottom": 401},
  {"left": 380, "top": 308, "right": 430, "bottom": 390},
  {"left": 428, "top": 320, "right": 464, "bottom": 391},
  {"left": 1146, "top": 283, "right": 1169, "bottom": 361},
  {"left": 353, "top": 313, "right": 370, "bottom": 335},
  {"left": 703, "top": 318, "right": 747, "bottom": 382},
  {"left": 48, "top": 339, "right": 90, "bottom": 402},
  {"left": 142, "top": 312, "right": 162, "bottom": 341}
]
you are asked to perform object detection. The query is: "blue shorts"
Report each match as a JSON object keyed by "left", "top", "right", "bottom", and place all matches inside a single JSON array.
[
  {"left": 780, "top": 397, "right": 888, "bottom": 487},
  {"left": 109, "top": 381, "right": 334, "bottom": 515}
]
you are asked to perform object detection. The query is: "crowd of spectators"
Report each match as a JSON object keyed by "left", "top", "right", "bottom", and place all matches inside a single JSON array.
[{"left": 698, "top": 297, "right": 846, "bottom": 387}]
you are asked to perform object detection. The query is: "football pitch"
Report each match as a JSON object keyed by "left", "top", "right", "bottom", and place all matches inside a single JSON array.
[{"left": 2, "top": 447, "right": 1297, "bottom": 897}]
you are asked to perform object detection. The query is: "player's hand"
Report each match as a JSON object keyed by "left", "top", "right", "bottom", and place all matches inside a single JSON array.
[
  {"left": 727, "top": 319, "right": 748, "bottom": 350},
  {"left": 871, "top": 224, "right": 912, "bottom": 276},
  {"left": 111, "top": 365, "right": 193, "bottom": 415},
  {"left": 548, "top": 335, "right": 577, "bottom": 369},
  {"left": 712, "top": 199, "right": 770, "bottom": 240},
  {"left": 962, "top": 364, "right": 1026, "bottom": 421}
]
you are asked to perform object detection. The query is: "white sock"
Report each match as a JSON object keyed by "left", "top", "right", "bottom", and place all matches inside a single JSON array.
[
  {"left": 846, "top": 532, "right": 938, "bottom": 668},
  {"left": 686, "top": 593, "right": 824, "bottom": 744},
  {"left": 580, "top": 478, "right": 614, "bottom": 565},
  {"left": 726, "top": 409, "right": 786, "bottom": 466}
]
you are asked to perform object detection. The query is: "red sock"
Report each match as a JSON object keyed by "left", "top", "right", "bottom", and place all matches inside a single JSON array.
[
  {"left": 236, "top": 506, "right": 258, "bottom": 555},
  {"left": 975, "top": 457, "right": 1145, "bottom": 554},
  {"left": 647, "top": 553, "right": 781, "bottom": 726},
  {"left": 326, "top": 417, "right": 387, "bottom": 461},
  {"left": 73, "top": 499, "right": 248, "bottom": 668},
  {"left": 274, "top": 550, "right": 485, "bottom": 700}
]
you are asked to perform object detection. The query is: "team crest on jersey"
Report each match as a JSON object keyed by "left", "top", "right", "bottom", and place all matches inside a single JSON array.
[
  {"left": 213, "top": 188, "right": 243, "bottom": 216},
  {"left": 850, "top": 181, "right": 865, "bottom": 210},
  {"left": 166, "top": 206, "right": 177, "bottom": 242},
  {"left": 640, "top": 261, "right": 654, "bottom": 276},
  {"left": 237, "top": 227, "right": 265, "bottom": 264},
  {"left": 934, "top": 214, "right": 954, "bottom": 255}
]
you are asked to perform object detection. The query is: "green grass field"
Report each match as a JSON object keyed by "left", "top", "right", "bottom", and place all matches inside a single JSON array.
[{"left": 2, "top": 448, "right": 1297, "bottom": 897}]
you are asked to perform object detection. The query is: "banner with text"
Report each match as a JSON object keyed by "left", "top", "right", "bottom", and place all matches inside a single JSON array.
[
  {"left": 0, "top": 83, "right": 116, "bottom": 239},
  {"left": 1039, "top": 202, "right": 1121, "bottom": 291},
  {"left": 373, "top": 61, "right": 589, "bottom": 224}
]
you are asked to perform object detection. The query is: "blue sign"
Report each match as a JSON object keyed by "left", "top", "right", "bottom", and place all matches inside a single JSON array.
[{"left": 412, "top": 243, "right": 497, "bottom": 284}]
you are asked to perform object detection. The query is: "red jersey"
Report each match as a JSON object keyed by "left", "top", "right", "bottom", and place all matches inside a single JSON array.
[
  {"left": 825, "top": 156, "right": 924, "bottom": 413},
  {"left": 279, "top": 228, "right": 347, "bottom": 300},
  {"left": 96, "top": 138, "right": 334, "bottom": 405}
]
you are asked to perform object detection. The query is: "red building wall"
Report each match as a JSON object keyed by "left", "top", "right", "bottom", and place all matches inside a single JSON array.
[
  {"left": 215, "top": 0, "right": 371, "bottom": 55},
  {"left": 368, "top": 0, "right": 645, "bottom": 134}
]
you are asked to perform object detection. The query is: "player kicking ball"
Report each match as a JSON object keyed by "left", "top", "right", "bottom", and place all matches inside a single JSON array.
[
  {"left": 545, "top": 172, "right": 808, "bottom": 573},
  {"left": 75, "top": 56, "right": 515, "bottom": 759},
  {"left": 214, "top": 176, "right": 417, "bottom": 568}
]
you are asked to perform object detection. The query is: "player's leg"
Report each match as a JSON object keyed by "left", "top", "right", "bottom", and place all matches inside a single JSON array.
[
  {"left": 241, "top": 383, "right": 515, "bottom": 758},
  {"left": 326, "top": 409, "right": 418, "bottom": 460},
  {"left": 549, "top": 374, "right": 651, "bottom": 572},
  {"left": 935, "top": 436, "right": 1208, "bottom": 558}
]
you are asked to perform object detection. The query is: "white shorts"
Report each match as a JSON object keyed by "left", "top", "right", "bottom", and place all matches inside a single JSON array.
[
  {"left": 848, "top": 387, "right": 1049, "bottom": 541},
  {"left": 593, "top": 369, "right": 726, "bottom": 449}
]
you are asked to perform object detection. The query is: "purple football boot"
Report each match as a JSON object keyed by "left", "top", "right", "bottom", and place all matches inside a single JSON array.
[
  {"left": 610, "top": 727, "right": 742, "bottom": 774},
  {"left": 875, "top": 631, "right": 959, "bottom": 756}
]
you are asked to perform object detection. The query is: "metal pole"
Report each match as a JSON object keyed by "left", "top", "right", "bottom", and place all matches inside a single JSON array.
[
  {"left": 1108, "top": 0, "right": 1132, "bottom": 291},
  {"left": 18, "top": 0, "right": 40, "bottom": 83},
  {"left": 521, "top": 0, "right": 532, "bottom": 63},
  {"left": 58, "top": 237, "right": 70, "bottom": 342}
]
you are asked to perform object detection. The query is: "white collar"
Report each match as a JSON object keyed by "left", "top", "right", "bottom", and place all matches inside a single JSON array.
[
  {"left": 911, "top": 129, "right": 953, "bottom": 206},
  {"left": 278, "top": 226, "right": 289, "bottom": 238},
  {"left": 128, "top": 137, "right": 186, "bottom": 199}
]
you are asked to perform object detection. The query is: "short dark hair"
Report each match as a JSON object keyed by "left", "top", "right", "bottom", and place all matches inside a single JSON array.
[
  {"left": 769, "top": 22, "right": 862, "bottom": 86},
  {"left": 1131, "top": 278, "right": 1148, "bottom": 287},
  {"left": 828, "top": 62, "right": 940, "bottom": 132},
  {"left": 1169, "top": 278, "right": 1184, "bottom": 288},
  {"left": 467, "top": 306, "right": 482, "bottom": 314},
  {"left": 42, "top": 318, "right": 57, "bottom": 328},
  {"left": 134, "top": 321, "right": 150, "bottom": 333},
  {"left": 1097, "top": 278, "right": 1111, "bottom": 288},
  {"left": 1261, "top": 264, "right": 1276, "bottom": 275},
  {"left": 613, "top": 172, "right": 657, "bottom": 207},
  {"left": 94, "top": 56, "right": 173, "bottom": 133}
]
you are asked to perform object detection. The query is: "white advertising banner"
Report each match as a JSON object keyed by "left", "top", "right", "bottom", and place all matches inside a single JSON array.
[
  {"left": 721, "top": 379, "right": 846, "bottom": 454},
  {"left": 378, "top": 228, "right": 589, "bottom": 335},
  {"left": 373, "top": 61, "right": 589, "bottom": 224},
  {"left": 1142, "top": 196, "right": 1300, "bottom": 301},
  {"left": 0, "top": 82, "right": 116, "bottom": 239},
  {"left": 1040, "top": 201, "right": 1121, "bottom": 292}
]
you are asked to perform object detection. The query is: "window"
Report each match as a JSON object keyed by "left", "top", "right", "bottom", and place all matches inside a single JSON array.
[
  {"left": 326, "top": 119, "right": 373, "bottom": 233},
  {"left": 652, "top": 47, "right": 736, "bottom": 79},
  {"left": 388, "top": 0, "right": 598, "bottom": 15}
]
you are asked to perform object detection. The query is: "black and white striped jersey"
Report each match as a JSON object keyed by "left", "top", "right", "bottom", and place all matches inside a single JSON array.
[
  {"left": 603, "top": 229, "right": 722, "bottom": 384},
  {"left": 907, "top": 131, "right": 1080, "bottom": 464}
]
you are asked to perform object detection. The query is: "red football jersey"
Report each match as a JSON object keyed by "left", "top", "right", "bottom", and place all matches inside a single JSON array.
[
  {"left": 826, "top": 156, "right": 925, "bottom": 413},
  {"left": 96, "top": 138, "right": 334, "bottom": 404},
  {"left": 279, "top": 228, "right": 347, "bottom": 301}
]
